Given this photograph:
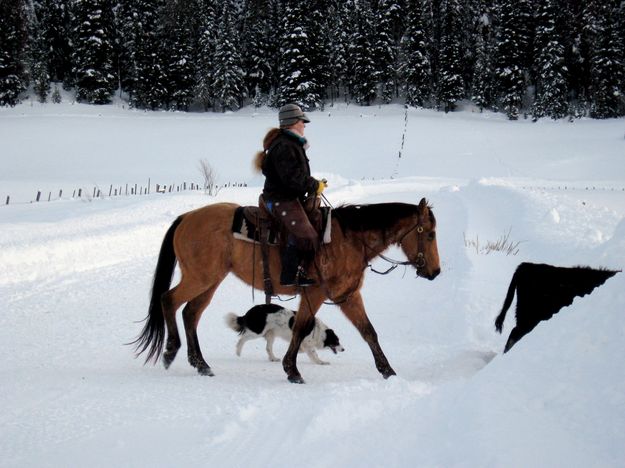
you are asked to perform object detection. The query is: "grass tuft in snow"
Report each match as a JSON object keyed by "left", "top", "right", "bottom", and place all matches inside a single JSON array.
[{"left": 464, "top": 227, "right": 522, "bottom": 256}]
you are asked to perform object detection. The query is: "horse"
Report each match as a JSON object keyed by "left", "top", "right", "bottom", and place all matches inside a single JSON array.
[{"left": 131, "top": 197, "right": 440, "bottom": 383}]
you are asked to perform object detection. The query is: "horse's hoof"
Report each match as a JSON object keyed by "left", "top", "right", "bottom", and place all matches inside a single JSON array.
[
  {"left": 288, "top": 374, "right": 305, "bottom": 384},
  {"left": 162, "top": 354, "right": 175, "bottom": 369},
  {"left": 198, "top": 366, "right": 215, "bottom": 377},
  {"left": 382, "top": 369, "right": 397, "bottom": 379}
]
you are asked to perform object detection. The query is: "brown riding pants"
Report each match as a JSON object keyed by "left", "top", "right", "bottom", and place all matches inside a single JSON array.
[{"left": 268, "top": 199, "right": 319, "bottom": 252}]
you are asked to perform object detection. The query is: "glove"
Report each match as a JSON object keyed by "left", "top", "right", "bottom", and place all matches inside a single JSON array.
[{"left": 316, "top": 178, "right": 327, "bottom": 195}]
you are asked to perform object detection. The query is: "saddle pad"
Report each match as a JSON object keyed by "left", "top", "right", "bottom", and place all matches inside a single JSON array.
[{"left": 231, "top": 206, "right": 331, "bottom": 245}]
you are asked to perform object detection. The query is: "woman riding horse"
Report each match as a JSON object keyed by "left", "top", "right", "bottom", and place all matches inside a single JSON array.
[{"left": 254, "top": 103, "right": 327, "bottom": 287}]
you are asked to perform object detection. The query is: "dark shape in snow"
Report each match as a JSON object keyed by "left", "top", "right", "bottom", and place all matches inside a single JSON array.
[{"left": 494, "top": 262, "right": 619, "bottom": 353}]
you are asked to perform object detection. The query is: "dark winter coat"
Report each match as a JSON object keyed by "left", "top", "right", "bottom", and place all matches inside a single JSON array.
[{"left": 261, "top": 130, "right": 319, "bottom": 202}]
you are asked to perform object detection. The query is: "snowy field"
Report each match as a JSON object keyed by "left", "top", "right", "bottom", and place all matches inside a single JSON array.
[{"left": 1, "top": 99, "right": 625, "bottom": 467}]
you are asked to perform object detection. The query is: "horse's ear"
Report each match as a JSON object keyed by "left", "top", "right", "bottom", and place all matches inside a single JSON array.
[{"left": 418, "top": 198, "right": 427, "bottom": 210}]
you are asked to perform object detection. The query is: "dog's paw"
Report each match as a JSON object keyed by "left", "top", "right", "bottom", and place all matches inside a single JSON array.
[
  {"left": 318, "top": 360, "right": 330, "bottom": 365},
  {"left": 269, "top": 357, "right": 280, "bottom": 362}
]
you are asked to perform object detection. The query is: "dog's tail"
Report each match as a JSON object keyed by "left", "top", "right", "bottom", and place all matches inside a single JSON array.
[
  {"left": 495, "top": 266, "right": 520, "bottom": 333},
  {"left": 225, "top": 312, "right": 245, "bottom": 335}
]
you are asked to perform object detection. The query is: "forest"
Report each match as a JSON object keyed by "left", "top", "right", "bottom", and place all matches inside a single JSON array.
[{"left": 1, "top": 0, "right": 624, "bottom": 120}]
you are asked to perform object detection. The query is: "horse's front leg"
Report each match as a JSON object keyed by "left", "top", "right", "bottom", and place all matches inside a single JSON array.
[
  {"left": 339, "top": 291, "right": 396, "bottom": 379},
  {"left": 282, "top": 289, "right": 325, "bottom": 384}
]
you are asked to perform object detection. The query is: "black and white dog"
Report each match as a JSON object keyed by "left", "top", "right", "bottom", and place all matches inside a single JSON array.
[{"left": 225, "top": 304, "right": 344, "bottom": 365}]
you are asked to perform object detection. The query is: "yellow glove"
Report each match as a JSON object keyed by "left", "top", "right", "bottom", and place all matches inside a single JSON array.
[{"left": 316, "top": 179, "right": 327, "bottom": 195}]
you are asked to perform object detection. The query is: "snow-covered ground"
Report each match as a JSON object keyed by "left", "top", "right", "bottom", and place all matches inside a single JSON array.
[{"left": 1, "top": 100, "right": 624, "bottom": 467}]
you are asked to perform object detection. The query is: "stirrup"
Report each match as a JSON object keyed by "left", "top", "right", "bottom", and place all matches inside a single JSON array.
[{"left": 295, "top": 267, "right": 315, "bottom": 287}]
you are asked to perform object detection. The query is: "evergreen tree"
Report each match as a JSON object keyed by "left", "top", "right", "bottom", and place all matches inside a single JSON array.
[
  {"left": 195, "top": 0, "right": 217, "bottom": 110},
  {"left": 437, "top": 0, "right": 465, "bottom": 112},
  {"left": 0, "top": 0, "right": 29, "bottom": 107},
  {"left": 400, "top": 0, "right": 431, "bottom": 107},
  {"left": 493, "top": 0, "right": 530, "bottom": 119},
  {"left": 532, "top": 0, "right": 568, "bottom": 120},
  {"left": 589, "top": 2, "right": 623, "bottom": 118},
  {"left": 330, "top": 0, "right": 355, "bottom": 103},
  {"left": 471, "top": 0, "right": 495, "bottom": 111},
  {"left": 71, "top": 0, "right": 116, "bottom": 104},
  {"left": 240, "top": 0, "right": 274, "bottom": 105},
  {"left": 350, "top": 0, "right": 378, "bottom": 105},
  {"left": 375, "top": 0, "right": 402, "bottom": 103},
  {"left": 277, "top": 1, "right": 320, "bottom": 109},
  {"left": 35, "top": 0, "right": 72, "bottom": 85},
  {"left": 212, "top": 0, "right": 246, "bottom": 111},
  {"left": 162, "top": 0, "right": 197, "bottom": 110},
  {"left": 130, "top": 0, "right": 168, "bottom": 109},
  {"left": 30, "top": 20, "right": 50, "bottom": 103},
  {"left": 307, "top": 0, "right": 333, "bottom": 107}
]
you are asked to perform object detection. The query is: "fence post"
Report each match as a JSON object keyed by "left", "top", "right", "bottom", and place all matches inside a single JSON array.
[
  {"left": 36, "top": 191, "right": 41, "bottom": 202},
  {"left": 48, "top": 192, "right": 51, "bottom": 202},
  {"left": 5, "top": 196, "right": 9, "bottom": 205},
  {"left": 109, "top": 185, "right": 113, "bottom": 196},
  {"left": 148, "top": 178, "right": 151, "bottom": 194},
  {"left": 78, "top": 188, "right": 82, "bottom": 198},
  {"left": 59, "top": 189, "right": 63, "bottom": 199}
]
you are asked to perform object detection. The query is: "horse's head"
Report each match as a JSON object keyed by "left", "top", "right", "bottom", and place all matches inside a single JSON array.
[{"left": 400, "top": 198, "right": 441, "bottom": 280}]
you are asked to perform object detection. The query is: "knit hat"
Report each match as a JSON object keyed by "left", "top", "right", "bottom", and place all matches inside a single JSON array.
[{"left": 278, "top": 104, "right": 310, "bottom": 128}]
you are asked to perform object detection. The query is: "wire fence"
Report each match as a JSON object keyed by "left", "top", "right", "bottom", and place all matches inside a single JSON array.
[{"left": 3, "top": 179, "right": 248, "bottom": 206}]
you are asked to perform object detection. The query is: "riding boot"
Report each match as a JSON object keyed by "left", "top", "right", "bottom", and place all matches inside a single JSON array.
[
  {"left": 280, "top": 244, "right": 299, "bottom": 286},
  {"left": 280, "top": 245, "right": 315, "bottom": 287}
]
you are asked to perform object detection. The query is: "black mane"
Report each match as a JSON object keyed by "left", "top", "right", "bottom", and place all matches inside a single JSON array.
[{"left": 333, "top": 202, "right": 430, "bottom": 233}]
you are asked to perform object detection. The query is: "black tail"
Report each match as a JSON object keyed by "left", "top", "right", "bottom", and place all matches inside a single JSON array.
[
  {"left": 495, "top": 267, "right": 519, "bottom": 333},
  {"left": 130, "top": 216, "right": 184, "bottom": 364}
]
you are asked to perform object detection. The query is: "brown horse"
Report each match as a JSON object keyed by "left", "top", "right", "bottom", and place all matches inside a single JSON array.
[{"left": 132, "top": 197, "right": 440, "bottom": 383}]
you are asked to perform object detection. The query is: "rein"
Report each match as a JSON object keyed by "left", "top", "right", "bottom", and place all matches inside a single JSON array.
[{"left": 364, "top": 217, "right": 428, "bottom": 274}]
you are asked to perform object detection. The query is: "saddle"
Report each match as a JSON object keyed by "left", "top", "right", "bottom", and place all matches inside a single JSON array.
[
  {"left": 231, "top": 198, "right": 331, "bottom": 303},
  {"left": 231, "top": 203, "right": 331, "bottom": 246}
]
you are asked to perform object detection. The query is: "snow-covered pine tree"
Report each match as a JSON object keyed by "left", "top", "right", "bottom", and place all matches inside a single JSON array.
[
  {"left": 374, "top": 0, "right": 402, "bottom": 103},
  {"left": 240, "top": 0, "right": 274, "bottom": 106},
  {"left": 277, "top": 0, "right": 320, "bottom": 109},
  {"left": 70, "top": 0, "right": 116, "bottom": 104},
  {"left": 400, "top": 0, "right": 432, "bottom": 108},
  {"left": 437, "top": 0, "right": 465, "bottom": 112},
  {"left": 307, "top": 0, "right": 332, "bottom": 108},
  {"left": 212, "top": 0, "right": 246, "bottom": 112},
  {"left": 30, "top": 18, "right": 50, "bottom": 103},
  {"left": 162, "top": 0, "right": 196, "bottom": 111},
  {"left": 35, "top": 0, "right": 72, "bottom": 86},
  {"left": 129, "top": 0, "right": 168, "bottom": 109},
  {"left": 589, "top": 2, "right": 623, "bottom": 118},
  {"left": 471, "top": 0, "right": 495, "bottom": 111},
  {"left": 195, "top": 0, "right": 217, "bottom": 110},
  {"left": 114, "top": 0, "right": 139, "bottom": 99},
  {"left": 330, "top": 0, "right": 356, "bottom": 103},
  {"left": 493, "top": 0, "right": 530, "bottom": 119},
  {"left": 350, "top": 0, "right": 378, "bottom": 105},
  {"left": 531, "top": 0, "right": 568, "bottom": 120},
  {"left": 0, "top": 0, "right": 29, "bottom": 107}
]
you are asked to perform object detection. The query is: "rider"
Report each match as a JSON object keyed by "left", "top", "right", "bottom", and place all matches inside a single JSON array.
[{"left": 254, "top": 103, "right": 327, "bottom": 287}]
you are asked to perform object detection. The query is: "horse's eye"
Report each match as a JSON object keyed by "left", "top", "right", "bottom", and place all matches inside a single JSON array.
[{"left": 428, "top": 232, "right": 436, "bottom": 241}]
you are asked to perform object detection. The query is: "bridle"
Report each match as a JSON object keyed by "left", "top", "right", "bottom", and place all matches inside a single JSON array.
[{"left": 366, "top": 211, "right": 430, "bottom": 275}]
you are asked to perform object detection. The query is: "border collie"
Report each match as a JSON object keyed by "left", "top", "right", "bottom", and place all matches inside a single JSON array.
[{"left": 225, "top": 304, "right": 344, "bottom": 365}]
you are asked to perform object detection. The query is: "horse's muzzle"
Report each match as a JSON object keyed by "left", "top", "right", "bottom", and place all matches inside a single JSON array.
[{"left": 417, "top": 267, "right": 441, "bottom": 281}]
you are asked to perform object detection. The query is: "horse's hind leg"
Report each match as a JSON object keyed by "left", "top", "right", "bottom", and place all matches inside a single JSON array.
[
  {"left": 161, "top": 282, "right": 207, "bottom": 369},
  {"left": 183, "top": 285, "right": 222, "bottom": 376},
  {"left": 339, "top": 292, "right": 396, "bottom": 379}
]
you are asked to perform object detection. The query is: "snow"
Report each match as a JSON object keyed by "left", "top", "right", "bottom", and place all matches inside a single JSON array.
[{"left": 1, "top": 98, "right": 625, "bottom": 467}]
